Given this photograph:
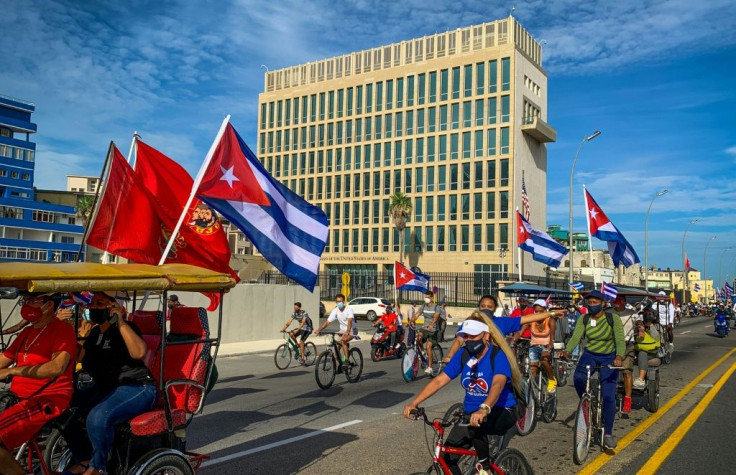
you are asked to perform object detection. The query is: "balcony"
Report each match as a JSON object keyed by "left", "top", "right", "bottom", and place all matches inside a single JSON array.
[{"left": 521, "top": 116, "right": 557, "bottom": 143}]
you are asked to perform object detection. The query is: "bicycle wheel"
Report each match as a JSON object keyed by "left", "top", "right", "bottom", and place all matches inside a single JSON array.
[
  {"left": 303, "top": 342, "right": 317, "bottom": 366},
  {"left": 314, "top": 351, "right": 336, "bottom": 389},
  {"left": 542, "top": 394, "right": 558, "bottom": 423},
  {"left": 402, "top": 348, "right": 419, "bottom": 382},
  {"left": 345, "top": 347, "right": 363, "bottom": 383},
  {"left": 430, "top": 345, "right": 444, "bottom": 375},
  {"left": 274, "top": 343, "right": 292, "bottom": 370},
  {"left": 647, "top": 371, "right": 660, "bottom": 413},
  {"left": 556, "top": 360, "right": 568, "bottom": 387},
  {"left": 494, "top": 448, "right": 533, "bottom": 475},
  {"left": 515, "top": 378, "right": 536, "bottom": 436},
  {"left": 573, "top": 394, "right": 592, "bottom": 465},
  {"left": 442, "top": 402, "right": 464, "bottom": 425}
]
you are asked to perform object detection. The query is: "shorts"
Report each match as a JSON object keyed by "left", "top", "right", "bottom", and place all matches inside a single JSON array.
[
  {"left": 0, "top": 396, "right": 67, "bottom": 450},
  {"left": 418, "top": 328, "right": 439, "bottom": 344},
  {"left": 338, "top": 332, "right": 354, "bottom": 342},
  {"left": 528, "top": 345, "right": 550, "bottom": 363},
  {"left": 621, "top": 345, "right": 637, "bottom": 372},
  {"left": 297, "top": 329, "right": 312, "bottom": 341}
]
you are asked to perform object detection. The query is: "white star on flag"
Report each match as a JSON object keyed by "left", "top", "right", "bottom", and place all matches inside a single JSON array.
[
  {"left": 220, "top": 166, "right": 240, "bottom": 188},
  {"left": 399, "top": 272, "right": 406, "bottom": 278},
  {"left": 589, "top": 207, "right": 598, "bottom": 219},
  {"left": 519, "top": 226, "right": 525, "bottom": 234}
]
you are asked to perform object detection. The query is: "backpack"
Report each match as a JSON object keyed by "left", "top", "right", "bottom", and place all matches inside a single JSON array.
[{"left": 460, "top": 345, "right": 528, "bottom": 419}]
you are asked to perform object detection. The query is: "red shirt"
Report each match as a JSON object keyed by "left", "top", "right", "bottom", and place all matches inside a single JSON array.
[
  {"left": 378, "top": 313, "right": 399, "bottom": 333},
  {"left": 510, "top": 307, "right": 535, "bottom": 338},
  {"left": 3, "top": 319, "right": 76, "bottom": 401}
]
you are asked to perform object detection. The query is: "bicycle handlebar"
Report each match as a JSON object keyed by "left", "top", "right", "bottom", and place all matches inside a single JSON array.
[{"left": 409, "top": 407, "right": 458, "bottom": 428}]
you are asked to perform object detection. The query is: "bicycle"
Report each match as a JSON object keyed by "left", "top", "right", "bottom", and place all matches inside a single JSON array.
[
  {"left": 527, "top": 352, "right": 558, "bottom": 425},
  {"left": 401, "top": 337, "right": 443, "bottom": 382},
  {"left": 572, "top": 363, "right": 623, "bottom": 465},
  {"left": 274, "top": 330, "right": 317, "bottom": 369},
  {"left": 552, "top": 344, "right": 571, "bottom": 387},
  {"left": 510, "top": 340, "right": 535, "bottom": 437},
  {"left": 314, "top": 332, "right": 363, "bottom": 389},
  {"left": 656, "top": 323, "right": 673, "bottom": 364},
  {"left": 408, "top": 407, "right": 533, "bottom": 475}
]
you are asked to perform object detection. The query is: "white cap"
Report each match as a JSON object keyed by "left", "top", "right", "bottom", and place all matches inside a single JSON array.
[
  {"left": 532, "top": 299, "right": 548, "bottom": 308},
  {"left": 458, "top": 320, "right": 489, "bottom": 336}
]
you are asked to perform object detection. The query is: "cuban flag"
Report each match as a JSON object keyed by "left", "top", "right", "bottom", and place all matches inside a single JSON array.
[
  {"left": 394, "top": 261, "right": 430, "bottom": 292},
  {"left": 584, "top": 187, "right": 640, "bottom": 267},
  {"left": 601, "top": 281, "right": 618, "bottom": 300},
  {"left": 725, "top": 282, "right": 733, "bottom": 297},
  {"left": 195, "top": 121, "right": 328, "bottom": 291},
  {"left": 516, "top": 211, "right": 569, "bottom": 268},
  {"left": 59, "top": 291, "right": 93, "bottom": 309},
  {"left": 569, "top": 281, "right": 585, "bottom": 291},
  {"left": 694, "top": 283, "right": 701, "bottom": 292}
]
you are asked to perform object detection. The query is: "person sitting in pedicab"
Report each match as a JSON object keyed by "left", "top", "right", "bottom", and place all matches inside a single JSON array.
[
  {"left": 373, "top": 304, "right": 400, "bottom": 349},
  {"left": 61, "top": 291, "right": 158, "bottom": 475},
  {"left": 0, "top": 292, "right": 76, "bottom": 475}
]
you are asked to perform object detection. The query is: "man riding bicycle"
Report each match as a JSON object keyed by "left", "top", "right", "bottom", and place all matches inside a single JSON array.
[
  {"left": 561, "top": 290, "right": 625, "bottom": 450},
  {"left": 0, "top": 293, "right": 76, "bottom": 475},
  {"left": 412, "top": 291, "right": 442, "bottom": 376},
  {"left": 315, "top": 294, "right": 355, "bottom": 363},
  {"left": 280, "top": 302, "right": 313, "bottom": 364}
]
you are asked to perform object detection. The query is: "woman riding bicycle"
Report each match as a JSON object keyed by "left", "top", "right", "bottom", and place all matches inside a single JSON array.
[
  {"left": 561, "top": 290, "right": 625, "bottom": 450},
  {"left": 404, "top": 315, "right": 522, "bottom": 475}
]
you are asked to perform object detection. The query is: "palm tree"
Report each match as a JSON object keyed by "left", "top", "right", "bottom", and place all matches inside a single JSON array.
[
  {"left": 389, "top": 192, "right": 412, "bottom": 266},
  {"left": 76, "top": 195, "right": 95, "bottom": 229}
]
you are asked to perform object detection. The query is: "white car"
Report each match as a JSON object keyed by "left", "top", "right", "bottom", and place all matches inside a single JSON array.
[{"left": 348, "top": 297, "right": 391, "bottom": 321}]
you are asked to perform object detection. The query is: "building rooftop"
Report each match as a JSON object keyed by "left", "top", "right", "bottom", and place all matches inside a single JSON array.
[{"left": 0, "top": 93, "right": 35, "bottom": 112}]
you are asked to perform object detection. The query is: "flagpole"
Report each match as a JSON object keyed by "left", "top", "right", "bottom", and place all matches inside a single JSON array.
[
  {"left": 393, "top": 262, "right": 399, "bottom": 320},
  {"left": 76, "top": 142, "right": 115, "bottom": 262},
  {"left": 516, "top": 208, "right": 522, "bottom": 282},
  {"left": 582, "top": 185, "right": 597, "bottom": 287},
  {"left": 159, "top": 115, "right": 231, "bottom": 265}
]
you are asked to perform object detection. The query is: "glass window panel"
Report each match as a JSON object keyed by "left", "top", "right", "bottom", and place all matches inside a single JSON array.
[
  {"left": 449, "top": 226, "right": 457, "bottom": 251},
  {"left": 501, "top": 57, "right": 510, "bottom": 91},
  {"left": 426, "top": 226, "right": 434, "bottom": 252},
  {"left": 476, "top": 62, "right": 485, "bottom": 95},
  {"left": 489, "top": 60, "right": 497, "bottom": 93},
  {"left": 426, "top": 196, "right": 434, "bottom": 221},
  {"left": 452, "top": 67, "right": 460, "bottom": 99},
  {"left": 488, "top": 129, "right": 497, "bottom": 156},
  {"left": 486, "top": 223, "right": 495, "bottom": 251},
  {"left": 461, "top": 225, "right": 469, "bottom": 251},
  {"left": 474, "top": 130, "right": 483, "bottom": 158},
  {"left": 486, "top": 192, "right": 495, "bottom": 219},
  {"left": 437, "top": 226, "right": 445, "bottom": 251},
  {"left": 501, "top": 127, "right": 509, "bottom": 154},
  {"left": 438, "top": 195, "right": 446, "bottom": 221},
  {"left": 427, "top": 166, "right": 435, "bottom": 192},
  {"left": 438, "top": 165, "right": 446, "bottom": 191}
]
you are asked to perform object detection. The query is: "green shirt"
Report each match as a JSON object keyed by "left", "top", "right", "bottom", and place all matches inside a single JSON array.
[{"left": 565, "top": 312, "right": 626, "bottom": 357}]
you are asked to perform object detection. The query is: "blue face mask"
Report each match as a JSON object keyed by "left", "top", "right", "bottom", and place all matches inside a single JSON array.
[
  {"left": 480, "top": 309, "right": 495, "bottom": 320},
  {"left": 586, "top": 304, "right": 603, "bottom": 315},
  {"left": 337, "top": 302, "right": 345, "bottom": 310}
]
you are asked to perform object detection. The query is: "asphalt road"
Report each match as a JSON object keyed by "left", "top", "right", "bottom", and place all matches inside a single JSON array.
[{"left": 188, "top": 315, "right": 736, "bottom": 474}]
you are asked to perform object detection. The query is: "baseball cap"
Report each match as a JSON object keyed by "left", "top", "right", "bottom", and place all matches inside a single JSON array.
[
  {"left": 585, "top": 290, "right": 607, "bottom": 301},
  {"left": 532, "top": 299, "right": 548, "bottom": 308},
  {"left": 457, "top": 320, "right": 489, "bottom": 337},
  {"left": 168, "top": 294, "right": 179, "bottom": 302}
]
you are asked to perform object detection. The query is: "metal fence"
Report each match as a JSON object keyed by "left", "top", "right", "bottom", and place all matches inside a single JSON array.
[{"left": 257, "top": 271, "right": 597, "bottom": 307}]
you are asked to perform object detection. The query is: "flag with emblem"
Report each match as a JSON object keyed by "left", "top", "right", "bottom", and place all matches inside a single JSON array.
[
  {"left": 601, "top": 281, "right": 618, "bottom": 300},
  {"left": 194, "top": 120, "right": 328, "bottom": 291},
  {"left": 516, "top": 211, "right": 568, "bottom": 268},
  {"left": 584, "top": 187, "right": 640, "bottom": 267},
  {"left": 394, "top": 261, "right": 431, "bottom": 292}
]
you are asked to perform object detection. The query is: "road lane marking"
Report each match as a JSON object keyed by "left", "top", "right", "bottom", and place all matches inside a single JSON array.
[
  {"left": 200, "top": 419, "right": 363, "bottom": 468},
  {"left": 679, "top": 330, "right": 691, "bottom": 334},
  {"left": 578, "top": 346, "right": 736, "bottom": 475},
  {"left": 637, "top": 358, "right": 736, "bottom": 474}
]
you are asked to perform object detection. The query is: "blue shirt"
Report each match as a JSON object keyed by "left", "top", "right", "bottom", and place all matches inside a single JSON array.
[
  {"left": 443, "top": 344, "right": 516, "bottom": 412},
  {"left": 455, "top": 316, "right": 521, "bottom": 338}
]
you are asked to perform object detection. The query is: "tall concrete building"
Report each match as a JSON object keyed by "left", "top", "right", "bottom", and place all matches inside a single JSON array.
[{"left": 257, "top": 17, "right": 555, "bottom": 280}]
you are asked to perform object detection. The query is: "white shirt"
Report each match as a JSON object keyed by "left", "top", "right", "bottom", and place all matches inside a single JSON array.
[
  {"left": 657, "top": 302, "right": 675, "bottom": 325},
  {"left": 328, "top": 306, "right": 355, "bottom": 333}
]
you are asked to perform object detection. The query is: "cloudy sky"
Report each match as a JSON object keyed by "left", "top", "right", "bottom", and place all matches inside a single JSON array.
[{"left": 2, "top": 0, "right": 735, "bottom": 279}]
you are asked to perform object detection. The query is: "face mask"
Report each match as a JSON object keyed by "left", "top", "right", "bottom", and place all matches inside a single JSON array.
[
  {"left": 20, "top": 305, "right": 43, "bottom": 323},
  {"left": 83, "top": 309, "right": 91, "bottom": 321},
  {"left": 336, "top": 302, "right": 345, "bottom": 310},
  {"left": 480, "top": 309, "right": 495, "bottom": 320},
  {"left": 465, "top": 339, "right": 486, "bottom": 356},
  {"left": 424, "top": 298, "right": 431, "bottom": 304},
  {"left": 88, "top": 308, "right": 111, "bottom": 325},
  {"left": 520, "top": 303, "right": 528, "bottom": 310},
  {"left": 586, "top": 304, "right": 603, "bottom": 316}
]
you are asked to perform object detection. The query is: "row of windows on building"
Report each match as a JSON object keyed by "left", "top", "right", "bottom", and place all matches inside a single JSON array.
[
  {"left": 0, "top": 168, "right": 31, "bottom": 181},
  {"left": 279, "top": 159, "right": 511, "bottom": 201},
  {"left": 324, "top": 223, "right": 510, "bottom": 254},
  {"left": 263, "top": 127, "right": 511, "bottom": 178},
  {"left": 317, "top": 191, "right": 512, "bottom": 227},
  {"left": 0, "top": 206, "right": 77, "bottom": 224},
  {"left": 260, "top": 59, "right": 513, "bottom": 130},
  {"left": 259, "top": 99, "right": 515, "bottom": 155},
  {"left": 0, "top": 247, "right": 77, "bottom": 261},
  {"left": 0, "top": 145, "right": 35, "bottom": 162}
]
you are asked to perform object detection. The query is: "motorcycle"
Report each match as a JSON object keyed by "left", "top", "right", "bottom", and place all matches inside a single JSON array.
[
  {"left": 370, "top": 323, "right": 406, "bottom": 361},
  {"left": 715, "top": 315, "right": 729, "bottom": 338}
]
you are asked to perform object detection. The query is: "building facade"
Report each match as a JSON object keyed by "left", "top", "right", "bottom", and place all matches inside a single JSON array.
[
  {"left": 257, "top": 17, "right": 555, "bottom": 279},
  {"left": 66, "top": 175, "right": 99, "bottom": 194},
  {"left": 0, "top": 94, "right": 84, "bottom": 262}
]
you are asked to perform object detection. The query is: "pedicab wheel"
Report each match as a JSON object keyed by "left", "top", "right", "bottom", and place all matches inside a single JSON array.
[
  {"left": 663, "top": 351, "right": 672, "bottom": 364},
  {"left": 495, "top": 448, "right": 534, "bottom": 475},
  {"left": 515, "top": 379, "right": 536, "bottom": 436},
  {"left": 371, "top": 346, "right": 383, "bottom": 362},
  {"left": 442, "top": 402, "right": 464, "bottom": 426},
  {"left": 647, "top": 373, "right": 660, "bottom": 413},
  {"left": 345, "top": 347, "right": 363, "bottom": 383},
  {"left": 274, "top": 343, "right": 292, "bottom": 370},
  {"left": 402, "top": 348, "right": 419, "bottom": 382},
  {"left": 43, "top": 428, "right": 71, "bottom": 472},
  {"left": 303, "top": 342, "right": 318, "bottom": 366},
  {"left": 573, "top": 394, "right": 592, "bottom": 465},
  {"left": 315, "top": 351, "right": 336, "bottom": 389},
  {"left": 542, "top": 394, "right": 558, "bottom": 423},
  {"left": 130, "top": 449, "right": 194, "bottom": 475},
  {"left": 430, "top": 345, "right": 444, "bottom": 376},
  {"left": 556, "top": 361, "right": 568, "bottom": 387}
]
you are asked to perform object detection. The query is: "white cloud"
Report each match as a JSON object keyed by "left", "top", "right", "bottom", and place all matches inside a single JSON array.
[{"left": 726, "top": 146, "right": 736, "bottom": 162}]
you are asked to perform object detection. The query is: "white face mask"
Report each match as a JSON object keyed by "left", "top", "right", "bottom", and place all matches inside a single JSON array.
[{"left": 424, "top": 298, "right": 431, "bottom": 304}]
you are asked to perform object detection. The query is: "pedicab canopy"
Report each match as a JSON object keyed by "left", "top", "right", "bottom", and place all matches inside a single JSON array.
[{"left": 0, "top": 262, "right": 237, "bottom": 293}]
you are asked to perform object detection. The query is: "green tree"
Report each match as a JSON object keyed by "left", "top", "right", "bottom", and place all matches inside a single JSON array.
[
  {"left": 76, "top": 195, "right": 95, "bottom": 229},
  {"left": 388, "top": 192, "right": 412, "bottom": 265}
]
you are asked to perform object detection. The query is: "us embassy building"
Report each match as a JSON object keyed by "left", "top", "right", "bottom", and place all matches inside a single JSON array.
[{"left": 257, "top": 17, "right": 555, "bottom": 281}]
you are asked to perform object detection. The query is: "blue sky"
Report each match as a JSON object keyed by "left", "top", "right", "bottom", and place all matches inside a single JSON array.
[{"left": 2, "top": 0, "right": 735, "bottom": 280}]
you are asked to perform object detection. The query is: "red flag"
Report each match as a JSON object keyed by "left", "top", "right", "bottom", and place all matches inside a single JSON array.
[
  {"left": 685, "top": 254, "right": 690, "bottom": 271},
  {"left": 86, "top": 145, "right": 162, "bottom": 264},
  {"left": 394, "top": 261, "right": 414, "bottom": 289}
]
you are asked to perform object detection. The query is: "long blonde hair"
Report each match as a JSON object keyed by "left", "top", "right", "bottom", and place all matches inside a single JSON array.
[{"left": 468, "top": 311, "right": 522, "bottom": 396}]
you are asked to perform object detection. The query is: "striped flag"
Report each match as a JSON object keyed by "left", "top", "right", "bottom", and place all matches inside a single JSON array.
[
  {"left": 694, "top": 283, "right": 701, "bottom": 292},
  {"left": 521, "top": 175, "right": 531, "bottom": 221},
  {"left": 725, "top": 282, "right": 733, "bottom": 297},
  {"left": 516, "top": 211, "right": 568, "bottom": 268},
  {"left": 569, "top": 281, "right": 585, "bottom": 291},
  {"left": 601, "top": 281, "right": 618, "bottom": 300}
]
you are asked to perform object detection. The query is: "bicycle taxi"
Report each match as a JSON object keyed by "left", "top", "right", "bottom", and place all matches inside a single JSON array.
[{"left": 0, "top": 262, "right": 236, "bottom": 475}]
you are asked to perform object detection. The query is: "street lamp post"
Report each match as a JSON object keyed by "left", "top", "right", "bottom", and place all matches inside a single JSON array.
[
  {"left": 644, "top": 189, "right": 668, "bottom": 292},
  {"left": 568, "top": 131, "right": 601, "bottom": 286},
  {"left": 681, "top": 218, "right": 699, "bottom": 306},
  {"left": 718, "top": 247, "right": 732, "bottom": 293},
  {"left": 704, "top": 236, "right": 717, "bottom": 302}
]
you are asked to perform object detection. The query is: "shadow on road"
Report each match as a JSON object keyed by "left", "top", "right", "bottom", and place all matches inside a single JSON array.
[
  {"left": 297, "top": 386, "right": 344, "bottom": 398},
  {"left": 358, "top": 370, "right": 387, "bottom": 382},
  {"left": 280, "top": 400, "right": 338, "bottom": 417},
  {"left": 352, "top": 389, "right": 414, "bottom": 408},
  {"left": 206, "top": 387, "right": 267, "bottom": 405},
  {"left": 216, "top": 374, "right": 255, "bottom": 384},
  {"left": 262, "top": 369, "right": 310, "bottom": 379},
  {"left": 192, "top": 409, "right": 274, "bottom": 442}
]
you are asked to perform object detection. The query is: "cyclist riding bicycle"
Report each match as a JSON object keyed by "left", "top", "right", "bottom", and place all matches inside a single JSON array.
[
  {"left": 404, "top": 317, "right": 522, "bottom": 475},
  {"left": 561, "top": 290, "right": 625, "bottom": 450},
  {"left": 280, "top": 302, "right": 313, "bottom": 364},
  {"left": 525, "top": 299, "right": 557, "bottom": 393},
  {"left": 412, "top": 291, "right": 442, "bottom": 376},
  {"left": 0, "top": 292, "right": 76, "bottom": 475},
  {"left": 314, "top": 294, "right": 355, "bottom": 363},
  {"left": 372, "top": 305, "right": 400, "bottom": 350}
]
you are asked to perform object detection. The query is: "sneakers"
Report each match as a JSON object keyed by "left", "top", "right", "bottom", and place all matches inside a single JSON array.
[
  {"left": 547, "top": 377, "right": 557, "bottom": 394},
  {"left": 633, "top": 378, "right": 647, "bottom": 390},
  {"left": 475, "top": 462, "right": 491, "bottom": 475},
  {"left": 424, "top": 367, "right": 434, "bottom": 376},
  {"left": 603, "top": 434, "right": 618, "bottom": 449},
  {"left": 622, "top": 396, "right": 632, "bottom": 414},
  {"left": 667, "top": 342, "right": 674, "bottom": 352}
]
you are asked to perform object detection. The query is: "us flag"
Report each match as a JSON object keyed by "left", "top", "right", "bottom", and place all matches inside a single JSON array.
[{"left": 521, "top": 174, "right": 531, "bottom": 220}]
